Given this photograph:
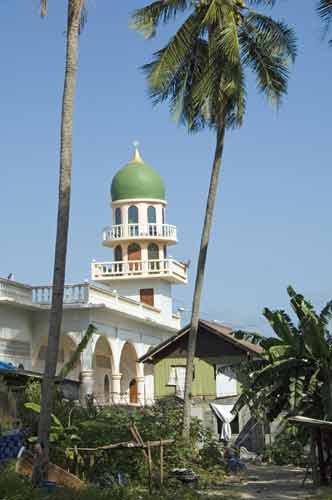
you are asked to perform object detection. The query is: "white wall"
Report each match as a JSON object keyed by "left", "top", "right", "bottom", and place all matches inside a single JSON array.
[
  {"left": 0, "top": 304, "right": 32, "bottom": 369},
  {"left": 106, "top": 279, "right": 173, "bottom": 323}
]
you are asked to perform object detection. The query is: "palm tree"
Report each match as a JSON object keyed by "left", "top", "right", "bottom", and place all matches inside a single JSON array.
[
  {"left": 132, "top": 0, "right": 296, "bottom": 438},
  {"left": 233, "top": 286, "right": 332, "bottom": 422},
  {"left": 32, "top": 0, "right": 86, "bottom": 484},
  {"left": 317, "top": 0, "right": 332, "bottom": 44}
]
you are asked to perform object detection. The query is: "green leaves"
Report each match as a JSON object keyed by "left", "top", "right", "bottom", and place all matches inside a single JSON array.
[
  {"left": 317, "top": 0, "right": 332, "bottom": 42},
  {"left": 132, "top": 0, "right": 191, "bottom": 39},
  {"left": 58, "top": 323, "right": 96, "bottom": 379},
  {"left": 132, "top": 0, "right": 296, "bottom": 132},
  {"left": 24, "top": 402, "right": 64, "bottom": 430},
  {"left": 232, "top": 286, "right": 332, "bottom": 423}
]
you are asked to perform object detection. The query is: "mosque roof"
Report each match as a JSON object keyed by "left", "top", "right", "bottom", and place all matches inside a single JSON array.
[{"left": 111, "top": 147, "right": 166, "bottom": 202}]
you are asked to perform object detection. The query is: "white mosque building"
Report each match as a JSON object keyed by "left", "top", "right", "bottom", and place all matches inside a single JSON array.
[{"left": 0, "top": 145, "right": 188, "bottom": 407}]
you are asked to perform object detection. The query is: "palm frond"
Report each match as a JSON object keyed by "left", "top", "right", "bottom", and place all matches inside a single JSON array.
[
  {"left": 263, "top": 308, "right": 299, "bottom": 346},
  {"left": 317, "top": 0, "right": 332, "bottom": 26},
  {"left": 239, "top": 23, "right": 290, "bottom": 105},
  {"left": 58, "top": 324, "right": 96, "bottom": 379},
  {"left": 232, "top": 329, "right": 266, "bottom": 346},
  {"left": 245, "top": 12, "right": 297, "bottom": 63},
  {"left": 132, "top": 0, "right": 190, "bottom": 38}
]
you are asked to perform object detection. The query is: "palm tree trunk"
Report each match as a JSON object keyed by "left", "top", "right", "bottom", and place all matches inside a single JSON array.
[
  {"left": 182, "top": 118, "right": 226, "bottom": 439},
  {"left": 32, "top": 0, "right": 83, "bottom": 485}
]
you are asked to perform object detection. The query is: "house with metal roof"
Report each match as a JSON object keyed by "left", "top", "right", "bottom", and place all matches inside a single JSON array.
[{"left": 139, "top": 319, "right": 264, "bottom": 448}]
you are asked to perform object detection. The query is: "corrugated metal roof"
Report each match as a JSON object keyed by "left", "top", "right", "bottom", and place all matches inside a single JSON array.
[{"left": 139, "top": 319, "right": 263, "bottom": 363}]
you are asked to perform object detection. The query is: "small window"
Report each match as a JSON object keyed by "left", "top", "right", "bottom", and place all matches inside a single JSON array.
[
  {"left": 148, "top": 243, "right": 159, "bottom": 260},
  {"left": 114, "top": 245, "right": 123, "bottom": 262},
  {"left": 216, "top": 365, "right": 237, "bottom": 397},
  {"left": 167, "top": 366, "right": 186, "bottom": 399},
  {"left": 163, "top": 245, "right": 167, "bottom": 259},
  {"left": 140, "top": 288, "right": 154, "bottom": 307},
  {"left": 115, "top": 207, "right": 122, "bottom": 225},
  {"left": 162, "top": 207, "right": 165, "bottom": 224},
  {"left": 147, "top": 206, "right": 156, "bottom": 224},
  {"left": 128, "top": 205, "right": 138, "bottom": 224}
]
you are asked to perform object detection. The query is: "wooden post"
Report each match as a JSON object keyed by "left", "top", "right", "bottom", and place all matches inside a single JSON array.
[
  {"left": 311, "top": 429, "right": 319, "bottom": 486},
  {"left": 317, "top": 429, "right": 327, "bottom": 485},
  {"left": 160, "top": 440, "right": 164, "bottom": 487},
  {"left": 147, "top": 441, "right": 153, "bottom": 493}
]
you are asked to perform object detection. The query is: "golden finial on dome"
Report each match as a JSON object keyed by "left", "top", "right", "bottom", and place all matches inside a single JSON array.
[{"left": 130, "top": 140, "right": 144, "bottom": 163}]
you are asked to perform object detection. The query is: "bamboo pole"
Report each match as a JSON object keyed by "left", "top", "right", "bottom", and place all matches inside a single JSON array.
[
  {"left": 160, "top": 440, "right": 164, "bottom": 487},
  {"left": 147, "top": 441, "right": 153, "bottom": 493}
]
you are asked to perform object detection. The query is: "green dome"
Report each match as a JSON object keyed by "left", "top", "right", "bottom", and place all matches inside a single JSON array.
[{"left": 111, "top": 150, "right": 165, "bottom": 202}]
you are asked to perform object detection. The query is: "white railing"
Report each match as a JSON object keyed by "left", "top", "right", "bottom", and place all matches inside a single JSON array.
[
  {"left": 103, "top": 223, "right": 177, "bottom": 242},
  {"left": 0, "top": 278, "right": 32, "bottom": 303},
  {"left": 91, "top": 258, "right": 188, "bottom": 283},
  {"left": 32, "top": 283, "right": 89, "bottom": 305}
]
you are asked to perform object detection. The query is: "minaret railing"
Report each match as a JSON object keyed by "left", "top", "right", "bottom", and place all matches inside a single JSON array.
[{"left": 103, "top": 223, "right": 177, "bottom": 242}]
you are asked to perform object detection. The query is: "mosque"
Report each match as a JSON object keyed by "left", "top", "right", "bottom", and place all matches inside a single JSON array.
[{"left": 0, "top": 145, "right": 188, "bottom": 408}]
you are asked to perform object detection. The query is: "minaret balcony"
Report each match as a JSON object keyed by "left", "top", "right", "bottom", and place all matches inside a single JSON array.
[
  {"left": 102, "top": 224, "right": 177, "bottom": 246},
  {"left": 91, "top": 258, "right": 188, "bottom": 284}
]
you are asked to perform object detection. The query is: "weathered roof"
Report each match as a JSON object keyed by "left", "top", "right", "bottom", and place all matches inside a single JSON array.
[
  {"left": 139, "top": 319, "right": 263, "bottom": 363},
  {"left": 288, "top": 416, "right": 332, "bottom": 432}
]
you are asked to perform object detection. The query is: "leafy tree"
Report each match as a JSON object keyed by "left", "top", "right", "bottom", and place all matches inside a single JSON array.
[
  {"left": 132, "top": 0, "right": 296, "bottom": 438},
  {"left": 33, "top": 0, "right": 86, "bottom": 483},
  {"left": 233, "top": 286, "right": 332, "bottom": 423}
]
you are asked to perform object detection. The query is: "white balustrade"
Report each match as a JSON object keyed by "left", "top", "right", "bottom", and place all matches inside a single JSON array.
[
  {"left": 32, "top": 283, "right": 89, "bottom": 305},
  {"left": 103, "top": 223, "right": 177, "bottom": 242},
  {"left": 92, "top": 258, "right": 188, "bottom": 283},
  {"left": 0, "top": 278, "right": 32, "bottom": 303}
]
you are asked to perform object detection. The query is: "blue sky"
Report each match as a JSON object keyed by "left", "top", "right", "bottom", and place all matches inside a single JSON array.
[{"left": 0, "top": 0, "right": 331, "bottom": 334}]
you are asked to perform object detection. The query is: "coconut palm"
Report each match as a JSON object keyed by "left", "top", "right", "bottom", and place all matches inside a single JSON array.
[
  {"left": 132, "top": 0, "right": 296, "bottom": 438},
  {"left": 233, "top": 286, "right": 332, "bottom": 422},
  {"left": 317, "top": 0, "right": 332, "bottom": 44},
  {"left": 32, "top": 0, "right": 86, "bottom": 484}
]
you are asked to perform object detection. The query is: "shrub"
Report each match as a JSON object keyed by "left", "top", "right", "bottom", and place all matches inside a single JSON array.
[{"left": 263, "top": 425, "right": 306, "bottom": 466}]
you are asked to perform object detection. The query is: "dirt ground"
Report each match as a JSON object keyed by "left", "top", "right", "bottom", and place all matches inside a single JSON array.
[{"left": 203, "top": 464, "right": 332, "bottom": 499}]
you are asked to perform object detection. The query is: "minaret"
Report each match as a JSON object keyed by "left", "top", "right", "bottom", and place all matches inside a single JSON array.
[{"left": 91, "top": 144, "right": 187, "bottom": 325}]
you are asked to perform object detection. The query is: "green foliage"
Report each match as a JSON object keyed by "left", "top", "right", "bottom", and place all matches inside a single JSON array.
[
  {"left": 132, "top": 0, "right": 296, "bottom": 132},
  {"left": 59, "top": 324, "right": 96, "bottom": 379},
  {"left": 0, "top": 465, "right": 205, "bottom": 500},
  {"left": 18, "top": 395, "right": 220, "bottom": 486},
  {"left": 317, "top": 0, "right": 332, "bottom": 44},
  {"left": 232, "top": 286, "right": 332, "bottom": 423},
  {"left": 263, "top": 425, "right": 306, "bottom": 466}
]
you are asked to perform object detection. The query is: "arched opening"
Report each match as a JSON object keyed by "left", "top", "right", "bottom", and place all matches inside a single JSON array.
[
  {"left": 128, "top": 205, "right": 138, "bottom": 223},
  {"left": 128, "top": 243, "right": 141, "bottom": 272},
  {"left": 128, "top": 205, "right": 139, "bottom": 236},
  {"left": 147, "top": 206, "right": 156, "bottom": 223},
  {"left": 34, "top": 334, "right": 80, "bottom": 381},
  {"left": 114, "top": 245, "right": 123, "bottom": 274},
  {"left": 114, "top": 245, "right": 122, "bottom": 261},
  {"left": 93, "top": 336, "right": 113, "bottom": 405},
  {"left": 148, "top": 243, "right": 160, "bottom": 272},
  {"left": 129, "top": 379, "right": 138, "bottom": 404},
  {"left": 115, "top": 207, "right": 122, "bottom": 226},
  {"left": 104, "top": 374, "right": 110, "bottom": 404},
  {"left": 120, "top": 342, "right": 138, "bottom": 404}
]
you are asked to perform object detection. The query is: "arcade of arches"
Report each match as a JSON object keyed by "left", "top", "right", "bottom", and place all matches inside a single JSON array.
[{"left": 34, "top": 332, "right": 153, "bottom": 407}]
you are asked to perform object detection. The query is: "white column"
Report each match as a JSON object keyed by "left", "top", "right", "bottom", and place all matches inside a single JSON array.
[
  {"left": 136, "top": 376, "right": 145, "bottom": 406},
  {"left": 80, "top": 369, "right": 95, "bottom": 405},
  {"left": 112, "top": 373, "right": 122, "bottom": 404}
]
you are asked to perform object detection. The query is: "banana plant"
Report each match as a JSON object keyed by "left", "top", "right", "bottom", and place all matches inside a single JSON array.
[{"left": 232, "top": 286, "right": 332, "bottom": 422}]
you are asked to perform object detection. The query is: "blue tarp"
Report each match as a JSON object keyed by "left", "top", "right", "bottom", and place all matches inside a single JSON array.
[
  {"left": 0, "top": 431, "right": 24, "bottom": 461},
  {"left": 0, "top": 361, "right": 14, "bottom": 369}
]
